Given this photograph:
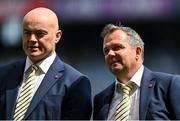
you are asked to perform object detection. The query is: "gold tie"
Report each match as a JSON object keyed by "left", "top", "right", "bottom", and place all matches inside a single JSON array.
[
  {"left": 114, "top": 84, "right": 133, "bottom": 121},
  {"left": 13, "top": 64, "right": 38, "bottom": 121}
]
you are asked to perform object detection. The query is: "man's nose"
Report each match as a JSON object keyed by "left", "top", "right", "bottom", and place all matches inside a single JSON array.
[
  {"left": 108, "top": 50, "right": 116, "bottom": 56},
  {"left": 30, "top": 34, "right": 37, "bottom": 41}
]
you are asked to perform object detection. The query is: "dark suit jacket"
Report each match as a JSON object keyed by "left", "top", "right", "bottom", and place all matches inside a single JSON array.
[
  {"left": 150, "top": 74, "right": 180, "bottom": 120},
  {"left": 93, "top": 67, "right": 180, "bottom": 120},
  {"left": 0, "top": 56, "right": 92, "bottom": 120}
]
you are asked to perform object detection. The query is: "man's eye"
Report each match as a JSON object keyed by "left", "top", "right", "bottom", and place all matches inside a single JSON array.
[
  {"left": 113, "top": 46, "right": 120, "bottom": 51},
  {"left": 23, "top": 31, "right": 31, "bottom": 35},
  {"left": 113, "top": 45, "right": 124, "bottom": 51},
  {"left": 36, "top": 32, "right": 46, "bottom": 38},
  {"left": 103, "top": 49, "right": 109, "bottom": 55}
]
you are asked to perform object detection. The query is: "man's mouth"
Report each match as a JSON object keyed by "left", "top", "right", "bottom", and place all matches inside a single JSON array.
[
  {"left": 110, "top": 57, "right": 121, "bottom": 66},
  {"left": 28, "top": 45, "right": 38, "bottom": 48}
]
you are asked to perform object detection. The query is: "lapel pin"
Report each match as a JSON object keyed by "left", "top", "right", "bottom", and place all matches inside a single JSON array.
[
  {"left": 148, "top": 83, "right": 154, "bottom": 88},
  {"left": 54, "top": 75, "right": 59, "bottom": 79}
]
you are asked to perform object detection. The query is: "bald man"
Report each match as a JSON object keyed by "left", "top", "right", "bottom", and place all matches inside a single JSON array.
[{"left": 0, "top": 7, "right": 92, "bottom": 120}]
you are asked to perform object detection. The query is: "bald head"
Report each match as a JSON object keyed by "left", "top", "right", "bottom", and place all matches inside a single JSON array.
[
  {"left": 23, "top": 7, "right": 59, "bottom": 30},
  {"left": 22, "top": 7, "right": 62, "bottom": 63}
]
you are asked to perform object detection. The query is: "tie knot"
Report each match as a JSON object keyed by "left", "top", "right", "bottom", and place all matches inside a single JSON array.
[
  {"left": 31, "top": 64, "right": 38, "bottom": 72},
  {"left": 120, "top": 83, "right": 134, "bottom": 95}
]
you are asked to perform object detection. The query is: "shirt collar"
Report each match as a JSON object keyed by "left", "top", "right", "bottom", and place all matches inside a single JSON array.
[
  {"left": 130, "top": 65, "right": 144, "bottom": 87},
  {"left": 24, "top": 52, "right": 56, "bottom": 74},
  {"left": 114, "top": 65, "right": 144, "bottom": 95},
  {"left": 115, "top": 65, "right": 144, "bottom": 88}
]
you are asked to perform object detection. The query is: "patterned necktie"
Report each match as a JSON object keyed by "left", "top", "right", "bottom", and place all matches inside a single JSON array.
[
  {"left": 114, "top": 84, "right": 133, "bottom": 121},
  {"left": 13, "top": 64, "right": 38, "bottom": 121}
]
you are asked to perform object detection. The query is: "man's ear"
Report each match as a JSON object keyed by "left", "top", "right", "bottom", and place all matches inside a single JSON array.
[
  {"left": 55, "top": 30, "right": 62, "bottom": 43},
  {"left": 135, "top": 46, "right": 142, "bottom": 61}
]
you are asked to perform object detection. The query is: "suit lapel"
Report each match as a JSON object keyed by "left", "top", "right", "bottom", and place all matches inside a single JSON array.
[
  {"left": 6, "top": 60, "right": 25, "bottom": 119},
  {"left": 24, "top": 56, "right": 64, "bottom": 119},
  {"left": 139, "top": 67, "right": 156, "bottom": 120}
]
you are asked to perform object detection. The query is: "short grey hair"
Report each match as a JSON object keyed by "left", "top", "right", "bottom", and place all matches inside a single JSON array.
[{"left": 101, "top": 23, "right": 144, "bottom": 60}]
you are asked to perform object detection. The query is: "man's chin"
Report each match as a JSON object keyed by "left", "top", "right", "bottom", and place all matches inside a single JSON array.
[
  {"left": 29, "top": 54, "right": 40, "bottom": 58},
  {"left": 110, "top": 66, "right": 123, "bottom": 73},
  {"left": 28, "top": 54, "right": 42, "bottom": 62}
]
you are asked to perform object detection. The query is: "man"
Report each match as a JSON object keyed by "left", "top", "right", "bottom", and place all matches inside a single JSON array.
[
  {"left": 0, "top": 7, "right": 92, "bottom": 120},
  {"left": 93, "top": 23, "right": 180, "bottom": 120}
]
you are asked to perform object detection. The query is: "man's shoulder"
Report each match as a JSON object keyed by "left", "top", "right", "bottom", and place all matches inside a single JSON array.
[
  {"left": 152, "top": 71, "right": 175, "bottom": 82},
  {"left": 64, "top": 63, "right": 82, "bottom": 75},
  {"left": 55, "top": 58, "right": 90, "bottom": 83},
  {"left": 54, "top": 56, "right": 84, "bottom": 76},
  {"left": 144, "top": 66, "right": 174, "bottom": 81},
  {"left": 147, "top": 68, "right": 178, "bottom": 87},
  {"left": 0, "top": 59, "right": 25, "bottom": 85},
  {"left": 0, "top": 59, "right": 25, "bottom": 71},
  {"left": 94, "top": 82, "right": 115, "bottom": 99}
]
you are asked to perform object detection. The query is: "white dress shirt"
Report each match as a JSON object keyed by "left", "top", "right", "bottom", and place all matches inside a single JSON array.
[
  {"left": 16, "top": 52, "right": 56, "bottom": 101},
  {"left": 107, "top": 65, "right": 144, "bottom": 120}
]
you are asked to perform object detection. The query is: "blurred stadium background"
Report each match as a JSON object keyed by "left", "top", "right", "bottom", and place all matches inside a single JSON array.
[{"left": 0, "top": 0, "right": 180, "bottom": 95}]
